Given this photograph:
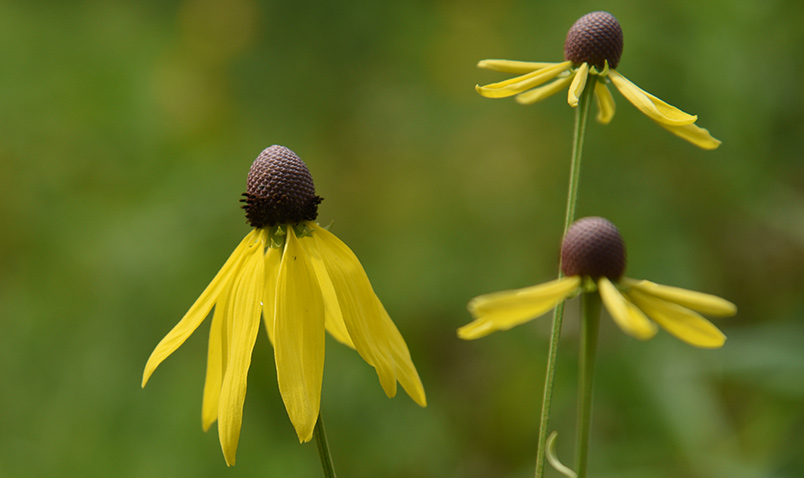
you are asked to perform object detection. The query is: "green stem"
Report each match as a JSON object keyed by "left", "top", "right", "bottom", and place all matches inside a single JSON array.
[
  {"left": 535, "top": 74, "right": 594, "bottom": 478},
  {"left": 314, "top": 411, "right": 337, "bottom": 478},
  {"left": 575, "top": 291, "right": 601, "bottom": 478}
]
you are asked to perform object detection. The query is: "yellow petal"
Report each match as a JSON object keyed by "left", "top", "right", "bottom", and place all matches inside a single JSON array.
[
  {"left": 375, "top": 299, "right": 427, "bottom": 407},
  {"left": 516, "top": 74, "right": 574, "bottom": 105},
  {"left": 476, "top": 61, "right": 572, "bottom": 98},
  {"left": 594, "top": 80, "right": 616, "bottom": 124},
  {"left": 142, "top": 230, "right": 258, "bottom": 388},
  {"left": 598, "top": 277, "right": 658, "bottom": 340},
  {"left": 459, "top": 276, "right": 581, "bottom": 340},
  {"left": 261, "top": 244, "right": 282, "bottom": 345},
  {"left": 311, "top": 226, "right": 397, "bottom": 399},
  {"left": 201, "top": 281, "right": 231, "bottom": 432},
  {"left": 627, "top": 289, "right": 726, "bottom": 348},
  {"left": 217, "top": 232, "right": 266, "bottom": 466},
  {"left": 567, "top": 62, "right": 589, "bottom": 107},
  {"left": 478, "top": 59, "right": 561, "bottom": 74},
  {"left": 274, "top": 227, "right": 325, "bottom": 443},
  {"left": 656, "top": 121, "right": 722, "bottom": 150},
  {"left": 608, "top": 70, "right": 698, "bottom": 126},
  {"left": 301, "top": 223, "right": 355, "bottom": 349},
  {"left": 622, "top": 278, "right": 736, "bottom": 316}
]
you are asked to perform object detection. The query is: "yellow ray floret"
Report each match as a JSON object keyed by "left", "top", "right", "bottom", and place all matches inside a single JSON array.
[
  {"left": 598, "top": 277, "right": 657, "bottom": 340},
  {"left": 274, "top": 227, "right": 326, "bottom": 444},
  {"left": 201, "top": 281, "right": 230, "bottom": 432},
  {"left": 626, "top": 288, "right": 727, "bottom": 348},
  {"left": 310, "top": 224, "right": 426, "bottom": 407},
  {"left": 608, "top": 70, "right": 697, "bottom": 126},
  {"left": 567, "top": 62, "right": 589, "bottom": 107},
  {"left": 593, "top": 79, "right": 616, "bottom": 124},
  {"left": 142, "top": 230, "right": 264, "bottom": 388},
  {"left": 516, "top": 74, "right": 575, "bottom": 105},
  {"left": 460, "top": 276, "right": 582, "bottom": 340},
  {"left": 476, "top": 61, "right": 573, "bottom": 99},
  {"left": 217, "top": 237, "right": 265, "bottom": 465},
  {"left": 622, "top": 278, "right": 736, "bottom": 316},
  {"left": 478, "top": 59, "right": 563, "bottom": 74}
]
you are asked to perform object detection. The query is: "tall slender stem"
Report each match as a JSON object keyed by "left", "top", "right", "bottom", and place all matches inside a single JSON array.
[
  {"left": 535, "top": 74, "right": 594, "bottom": 478},
  {"left": 575, "top": 291, "right": 601, "bottom": 478},
  {"left": 562, "top": 81, "right": 593, "bottom": 233},
  {"left": 314, "top": 411, "right": 337, "bottom": 478}
]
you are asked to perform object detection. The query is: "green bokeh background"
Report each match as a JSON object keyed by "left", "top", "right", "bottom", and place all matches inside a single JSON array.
[{"left": 2, "top": 0, "right": 803, "bottom": 477}]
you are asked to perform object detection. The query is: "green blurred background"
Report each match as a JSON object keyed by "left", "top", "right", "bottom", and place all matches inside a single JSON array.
[{"left": 2, "top": 0, "right": 803, "bottom": 476}]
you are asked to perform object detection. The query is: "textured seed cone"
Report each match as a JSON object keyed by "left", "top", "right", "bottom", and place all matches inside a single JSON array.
[
  {"left": 564, "top": 11, "right": 624, "bottom": 70},
  {"left": 561, "top": 217, "right": 626, "bottom": 280},
  {"left": 241, "top": 145, "right": 322, "bottom": 228}
]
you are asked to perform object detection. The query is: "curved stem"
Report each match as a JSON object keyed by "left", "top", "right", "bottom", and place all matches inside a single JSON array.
[
  {"left": 314, "top": 412, "right": 337, "bottom": 478},
  {"left": 535, "top": 74, "right": 594, "bottom": 478}
]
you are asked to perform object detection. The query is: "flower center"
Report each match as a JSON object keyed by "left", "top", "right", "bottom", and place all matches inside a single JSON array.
[
  {"left": 241, "top": 145, "right": 322, "bottom": 228},
  {"left": 564, "top": 11, "right": 624, "bottom": 70},
  {"left": 560, "top": 217, "right": 627, "bottom": 280}
]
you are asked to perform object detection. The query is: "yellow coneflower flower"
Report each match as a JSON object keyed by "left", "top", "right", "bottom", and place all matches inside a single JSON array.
[
  {"left": 475, "top": 11, "right": 721, "bottom": 150},
  {"left": 459, "top": 217, "right": 736, "bottom": 347},
  {"left": 142, "top": 145, "right": 426, "bottom": 465}
]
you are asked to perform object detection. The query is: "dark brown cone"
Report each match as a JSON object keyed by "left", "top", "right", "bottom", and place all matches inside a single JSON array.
[
  {"left": 240, "top": 145, "right": 322, "bottom": 228},
  {"left": 560, "top": 217, "right": 626, "bottom": 280},
  {"left": 564, "top": 11, "right": 624, "bottom": 70}
]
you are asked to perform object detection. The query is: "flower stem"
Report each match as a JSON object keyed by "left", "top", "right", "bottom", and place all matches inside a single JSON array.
[
  {"left": 563, "top": 80, "right": 593, "bottom": 233},
  {"left": 575, "top": 291, "right": 601, "bottom": 478},
  {"left": 535, "top": 74, "right": 594, "bottom": 478},
  {"left": 314, "top": 411, "right": 337, "bottom": 478}
]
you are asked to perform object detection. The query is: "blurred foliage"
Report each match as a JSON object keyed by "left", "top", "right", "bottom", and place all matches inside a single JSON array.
[{"left": 1, "top": 0, "right": 803, "bottom": 477}]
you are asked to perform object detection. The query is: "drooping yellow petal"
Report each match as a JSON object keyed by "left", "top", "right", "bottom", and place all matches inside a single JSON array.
[
  {"left": 516, "top": 74, "right": 574, "bottom": 105},
  {"left": 459, "top": 276, "right": 582, "bottom": 340},
  {"left": 305, "top": 223, "right": 426, "bottom": 410},
  {"left": 301, "top": 223, "right": 355, "bottom": 349},
  {"left": 657, "top": 121, "right": 722, "bottom": 150},
  {"left": 201, "top": 282, "right": 232, "bottom": 432},
  {"left": 274, "top": 227, "right": 325, "bottom": 443},
  {"left": 374, "top": 299, "right": 427, "bottom": 406},
  {"left": 594, "top": 80, "right": 616, "bottom": 124},
  {"left": 598, "top": 277, "right": 658, "bottom": 340},
  {"left": 626, "top": 288, "right": 726, "bottom": 348},
  {"left": 476, "top": 61, "right": 573, "bottom": 99},
  {"left": 622, "top": 278, "right": 736, "bottom": 316},
  {"left": 142, "top": 230, "right": 258, "bottom": 388},
  {"left": 608, "top": 70, "right": 698, "bottom": 126},
  {"left": 311, "top": 225, "right": 398, "bottom": 398},
  {"left": 567, "top": 62, "right": 589, "bottom": 107},
  {"left": 217, "top": 231, "right": 266, "bottom": 466},
  {"left": 261, "top": 244, "right": 282, "bottom": 345},
  {"left": 478, "top": 59, "right": 562, "bottom": 74}
]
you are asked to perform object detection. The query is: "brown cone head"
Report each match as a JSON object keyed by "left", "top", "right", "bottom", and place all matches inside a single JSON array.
[
  {"left": 561, "top": 217, "right": 626, "bottom": 279},
  {"left": 564, "top": 11, "right": 624, "bottom": 70},
  {"left": 241, "top": 145, "right": 322, "bottom": 228}
]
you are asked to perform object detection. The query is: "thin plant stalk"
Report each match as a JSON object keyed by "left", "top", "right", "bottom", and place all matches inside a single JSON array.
[
  {"left": 535, "top": 74, "right": 594, "bottom": 478},
  {"left": 313, "top": 412, "right": 337, "bottom": 478},
  {"left": 575, "top": 291, "right": 601, "bottom": 478}
]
